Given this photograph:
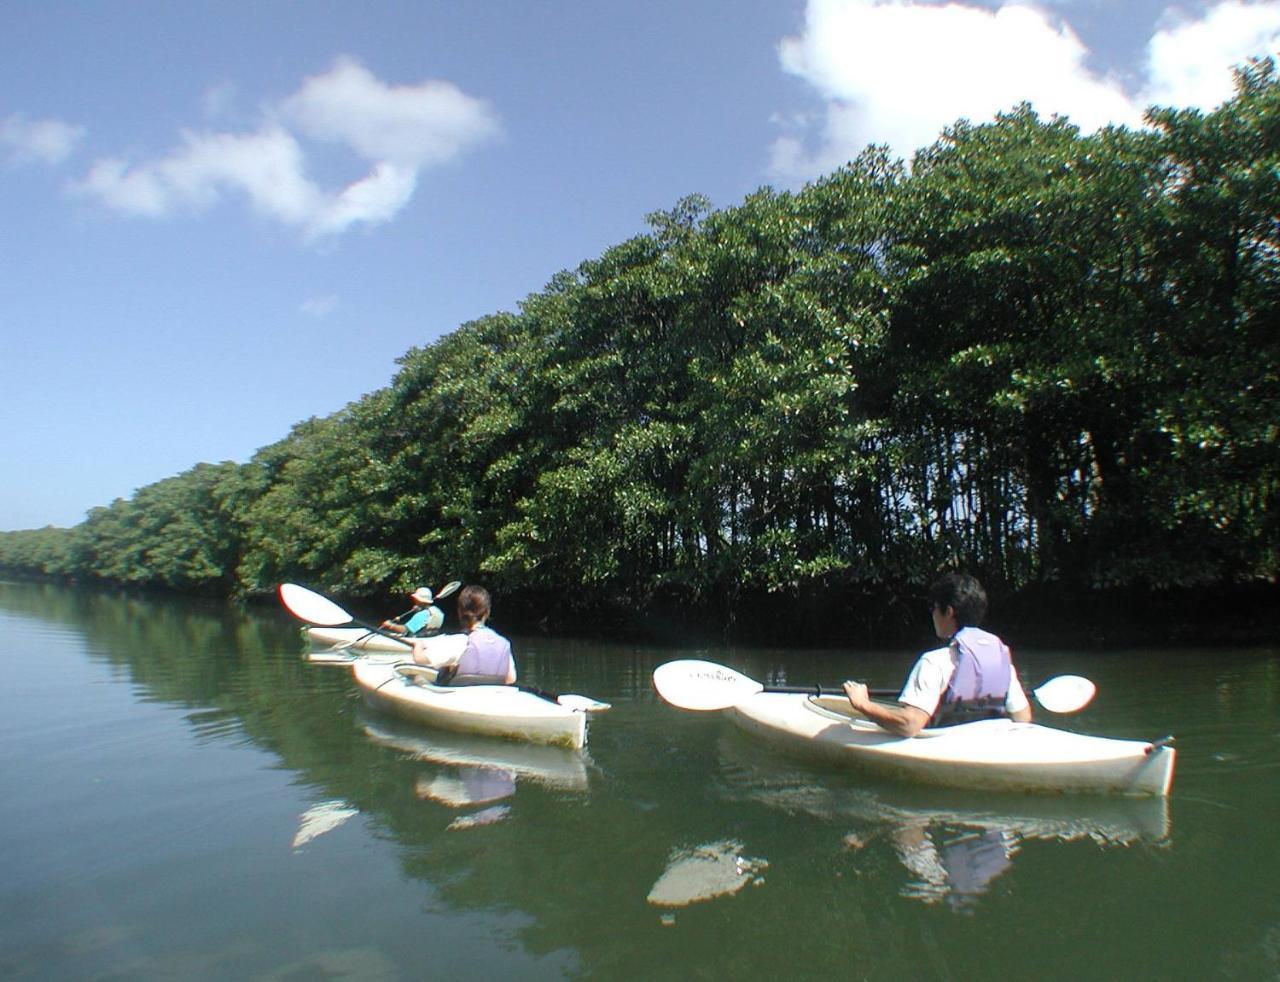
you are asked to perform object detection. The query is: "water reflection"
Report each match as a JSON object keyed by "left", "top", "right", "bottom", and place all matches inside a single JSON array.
[
  {"left": 869, "top": 823, "right": 1014, "bottom": 911},
  {"left": 292, "top": 800, "right": 360, "bottom": 850},
  {"left": 12, "top": 581, "right": 1278, "bottom": 979},
  {"left": 716, "top": 727, "right": 1170, "bottom": 910},
  {"left": 646, "top": 840, "right": 768, "bottom": 909},
  {"left": 356, "top": 716, "right": 590, "bottom": 830}
]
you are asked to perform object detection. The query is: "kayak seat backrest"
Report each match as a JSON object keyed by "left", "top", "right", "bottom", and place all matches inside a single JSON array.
[
  {"left": 395, "top": 664, "right": 436, "bottom": 683},
  {"left": 439, "top": 671, "right": 510, "bottom": 687},
  {"left": 931, "top": 696, "right": 1008, "bottom": 728}
]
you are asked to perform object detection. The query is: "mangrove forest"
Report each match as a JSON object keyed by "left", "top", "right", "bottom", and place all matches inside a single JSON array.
[{"left": 3, "top": 61, "right": 1278, "bottom": 642}]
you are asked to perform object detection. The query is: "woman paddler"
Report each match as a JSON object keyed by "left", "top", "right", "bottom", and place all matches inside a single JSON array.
[{"left": 414, "top": 584, "right": 517, "bottom": 686}]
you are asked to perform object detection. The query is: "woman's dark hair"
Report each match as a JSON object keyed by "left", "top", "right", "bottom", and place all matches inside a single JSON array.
[
  {"left": 929, "top": 572, "right": 988, "bottom": 626},
  {"left": 457, "top": 585, "right": 492, "bottom": 631}
]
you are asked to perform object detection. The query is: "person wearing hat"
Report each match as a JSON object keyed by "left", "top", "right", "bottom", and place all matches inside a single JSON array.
[{"left": 380, "top": 587, "right": 445, "bottom": 637}]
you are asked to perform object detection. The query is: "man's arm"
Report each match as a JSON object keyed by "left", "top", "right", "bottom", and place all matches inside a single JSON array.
[
  {"left": 843, "top": 681, "right": 931, "bottom": 737},
  {"left": 1007, "top": 670, "right": 1033, "bottom": 723}
]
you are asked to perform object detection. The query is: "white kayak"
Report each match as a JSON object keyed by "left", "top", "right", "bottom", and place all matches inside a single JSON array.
[
  {"left": 305, "top": 631, "right": 468, "bottom": 665},
  {"left": 727, "top": 693, "right": 1176, "bottom": 797},
  {"left": 352, "top": 659, "right": 591, "bottom": 749},
  {"left": 302, "top": 626, "right": 412, "bottom": 653}
]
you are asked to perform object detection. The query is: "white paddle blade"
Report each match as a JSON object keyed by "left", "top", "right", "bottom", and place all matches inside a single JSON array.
[
  {"left": 558, "top": 694, "right": 612, "bottom": 713},
  {"left": 436, "top": 580, "right": 462, "bottom": 599},
  {"left": 652, "top": 660, "right": 763, "bottom": 711},
  {"left": 278, "top": 583, "right": 356, "bottom": 627},
  {"left": 1033, "top": 674, "right": 1097, "bottom": 713}
]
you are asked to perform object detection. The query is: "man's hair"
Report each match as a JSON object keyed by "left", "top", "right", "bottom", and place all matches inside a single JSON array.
[
  {"left": 457, "top": 584, "right": 492, "bottom": 630},
  {"left": 929, "top": 571, "right": 988, "bottom": 626}
]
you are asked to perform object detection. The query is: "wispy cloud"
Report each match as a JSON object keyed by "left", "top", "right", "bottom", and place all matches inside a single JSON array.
[
  {"left": 77, "top": 125, "right": 320, "bottom": 222},
  {"left": 69, "top": 56, "right": 501, "bottom": 241},
  {"left": 300, "top": 293, "right": 339, "bottom": 318},
  {"left": 771, "top": 0, "right": 1280, "bottom": 181},
  {"left": 1, "top": 113, "right": 86, "bottom": 165}
]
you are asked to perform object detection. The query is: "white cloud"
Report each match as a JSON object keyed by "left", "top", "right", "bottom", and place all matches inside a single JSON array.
[
  {"left": 1145, "top": 0, "right": 1280, "bottom": 109},
  {"left": 772, "top": 0, "right": 1280, "bottom": 182},
  {"left": 300, "top": 293, "right": 339, "bottom": 317},
  {"left": 1, "top": 113, "right": 86, "bottom": 165},
  {"left": 76, "top": 124, "right": 322, "bottom": 224},
  {"left": 70, "top": 57, "right": 501, "bottom": 241},
  {"left": 306, "top": 160, "right": 419, "bottom": 239},
  {"left": 282, "top": 56, "right": 501, "bottom": 166}
]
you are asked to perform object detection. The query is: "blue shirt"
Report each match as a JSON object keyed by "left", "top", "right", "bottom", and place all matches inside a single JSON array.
[{"left": 404, "top": 607, "right": 442, "bottom": 636}]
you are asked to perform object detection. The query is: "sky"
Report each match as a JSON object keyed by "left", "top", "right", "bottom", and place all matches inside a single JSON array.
[{"left": 3, "top": 0, "right": 1279, "bottom": 531}]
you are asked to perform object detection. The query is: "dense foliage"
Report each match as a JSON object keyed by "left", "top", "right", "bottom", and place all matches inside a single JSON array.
[{"left": 5, "top": 63, "right": 1278, "bottom": 634}]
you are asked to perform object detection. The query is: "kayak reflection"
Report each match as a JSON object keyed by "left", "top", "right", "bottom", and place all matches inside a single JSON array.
[
  {"left": 717, "top": 729, "right": 1170, "bottom": 910},
  {"left": 361, "top": 715, "right": 591, "bottom": 822}
]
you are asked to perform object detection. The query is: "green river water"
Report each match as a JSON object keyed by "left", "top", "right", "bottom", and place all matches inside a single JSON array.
[{"left": 2, "top": 581, "right": 1278, "bottom": 980}]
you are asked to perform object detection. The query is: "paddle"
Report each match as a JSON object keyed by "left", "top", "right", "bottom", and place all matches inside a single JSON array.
[
  {"left": 327, "top": 580, "right": 463, "bottom": 652},
  {"left": 651, "top": 659, "right": 1096, "bottom": 715},
  {"left": 278, "top": 583, "right": 413, "bottom": 648},
  {"left": 281, "top": 583, "right": 611, "bottom": 713}
]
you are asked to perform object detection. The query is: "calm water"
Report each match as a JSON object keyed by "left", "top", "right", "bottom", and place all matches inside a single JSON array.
[{"left": 2, "top": 582, "right": 1278, "bottom": 980}]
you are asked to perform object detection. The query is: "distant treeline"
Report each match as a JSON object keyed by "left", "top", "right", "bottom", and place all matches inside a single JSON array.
[{"left": 4, "top": 62, "right": 1278, "bottom": 640}]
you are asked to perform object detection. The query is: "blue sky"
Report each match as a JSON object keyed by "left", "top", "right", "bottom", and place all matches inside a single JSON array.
[{"left": 3, "top": 0, "right": 1278, "bottom": 531}]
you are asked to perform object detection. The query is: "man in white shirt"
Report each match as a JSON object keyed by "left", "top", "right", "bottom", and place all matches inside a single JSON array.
[{"left": 843, "top": 572, "right": 1032, "bottom": 737}]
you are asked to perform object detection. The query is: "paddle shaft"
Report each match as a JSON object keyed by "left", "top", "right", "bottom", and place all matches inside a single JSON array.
[
  {"left": 754, "top": 679, "right": 1086, "bottom": 712},
  {"left": 757, "top": 682, "right": 897, "bottom": 699},
  {"left": 309, "top": 607, "right": 415, "bottom": 648},
  {"left": 327, "top": 616, "right": 413, "bottom": 653},
  {"left": 651, "top": 657, "right": 1094, "bottom": 715}
]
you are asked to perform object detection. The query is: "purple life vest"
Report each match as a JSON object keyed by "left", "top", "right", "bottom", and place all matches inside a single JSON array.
[
  {"left": 451, "top": 626, "right": 513, "bottom": 684},
  {"left": 932, "top": 627, "right": 1012, "bottom": 727}
]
